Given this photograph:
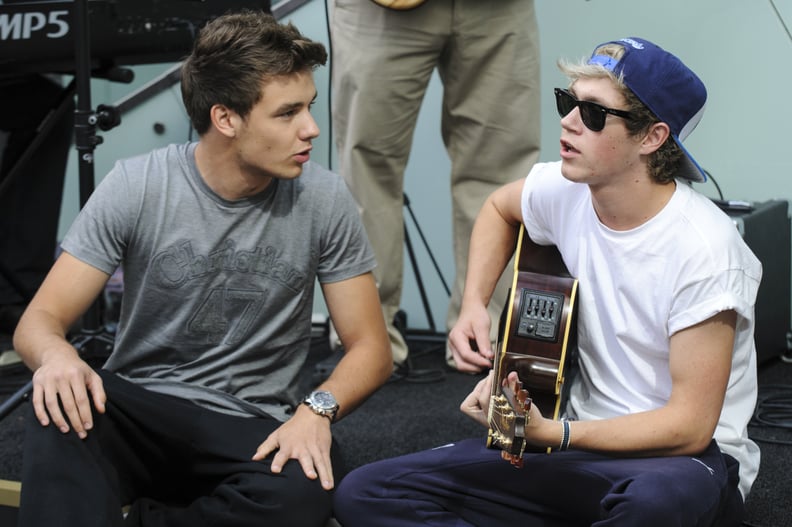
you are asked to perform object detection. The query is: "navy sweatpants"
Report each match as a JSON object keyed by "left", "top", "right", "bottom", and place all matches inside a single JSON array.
[
  {"left": 334, "top": 437, "right": 743, "bottom": 526},
  {"left": 18, "top": 369, "right": 341, "bottom": 527}
]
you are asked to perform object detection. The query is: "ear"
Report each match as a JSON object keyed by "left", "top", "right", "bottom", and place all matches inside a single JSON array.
[
  {"left": 209, "top": 104, "right": 239, "bottom": 138},
  {"left": 640, "top": 122, "right": 671, "bottom": 155}
]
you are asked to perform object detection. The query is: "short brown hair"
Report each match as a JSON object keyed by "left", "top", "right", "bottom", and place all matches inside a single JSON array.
[{"left": 181, "top": 10, "right": 328, "bottom": 135}]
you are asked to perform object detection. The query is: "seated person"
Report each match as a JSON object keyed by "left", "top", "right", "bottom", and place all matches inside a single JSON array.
[
  {"left": 0, "top": 73, "right": 73, "bottom": 337},
  {"left": 333, "top": 37, "right": 761, "bottom": 527},
  {"left": 13, "top": 10, "right": 392, "bottom": 527}
]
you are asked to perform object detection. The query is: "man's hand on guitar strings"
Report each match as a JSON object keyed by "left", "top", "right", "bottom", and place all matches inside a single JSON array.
[
  {"left": 460, "top": 369, "right": 495, "bottom": 427},
  {"left": 447, "top": 304, "right": 495, "bottom": 373}
]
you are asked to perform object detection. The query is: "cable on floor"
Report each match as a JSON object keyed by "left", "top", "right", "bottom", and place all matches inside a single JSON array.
[{"left": 749, "top": 383, "right": 792, "bottom": 446}]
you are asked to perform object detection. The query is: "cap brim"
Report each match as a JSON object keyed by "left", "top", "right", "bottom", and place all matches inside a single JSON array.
[{"left": 674, "top": 137, "right": 707, "bottom": 183}]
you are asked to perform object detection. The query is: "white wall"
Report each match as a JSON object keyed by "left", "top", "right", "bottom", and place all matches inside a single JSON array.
[{"left": 57, "top": 0, "right": 792, "bottom": 333}]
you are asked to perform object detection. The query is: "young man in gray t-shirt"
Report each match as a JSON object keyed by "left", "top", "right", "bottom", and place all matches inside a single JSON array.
[{"left": 14, "top": 11, "right": 392, "bottom": 527}]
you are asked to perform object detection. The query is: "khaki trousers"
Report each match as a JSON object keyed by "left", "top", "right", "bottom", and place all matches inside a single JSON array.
[{"left": 331, "top": 0, "right": 541, "bottom": 364}]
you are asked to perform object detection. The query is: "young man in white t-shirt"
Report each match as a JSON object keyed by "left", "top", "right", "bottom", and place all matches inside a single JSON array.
[{"left": 333, "top": 37, "right": 761, "bottom": 527}]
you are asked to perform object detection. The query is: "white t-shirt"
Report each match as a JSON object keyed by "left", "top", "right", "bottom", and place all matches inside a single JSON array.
[{"left": 520, "top": 161, "right": 761, "bottom": 498}]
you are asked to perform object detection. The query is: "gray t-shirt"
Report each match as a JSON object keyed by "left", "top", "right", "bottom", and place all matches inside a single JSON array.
[{"left": 61, "top": 142, "right": 375, "bottom": 421}]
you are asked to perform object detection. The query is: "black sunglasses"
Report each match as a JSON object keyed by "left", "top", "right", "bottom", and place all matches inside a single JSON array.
[{"left": 554, "top": 88, "right": 634, "bottom": 132}]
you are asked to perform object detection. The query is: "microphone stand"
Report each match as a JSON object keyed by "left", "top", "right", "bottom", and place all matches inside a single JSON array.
[
  {"left": 69, "top": 0, "right": 120, "bottom": 363},
  {"left": 70, "top": 0, "right": 116, "bottom": 361}
]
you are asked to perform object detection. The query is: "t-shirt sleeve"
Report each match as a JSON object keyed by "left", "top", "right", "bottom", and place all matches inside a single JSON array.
[
  {"left": 60, "top": 160, "right": 140, "bottom": 276},
  {"left": 315, "top": 176, "right": 376, "bottom": 284},
  {"left": 668, "top": 247, "right": 761, "bottom": 336}
]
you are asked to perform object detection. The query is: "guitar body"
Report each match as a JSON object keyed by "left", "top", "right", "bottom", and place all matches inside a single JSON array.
[
  {"left": 487, "top": 226, "right": 578, "bottom": 464},
  {"left": 368, "top": 0, "right": 427, "bottom": 10}
]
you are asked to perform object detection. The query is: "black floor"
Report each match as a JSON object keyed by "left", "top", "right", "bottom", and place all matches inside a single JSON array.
[{"left": 1, "top": 334, "right": 791, "bottom": 526}]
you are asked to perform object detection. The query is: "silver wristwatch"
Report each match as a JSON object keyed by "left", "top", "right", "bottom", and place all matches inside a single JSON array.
[{"left": 303, "top": 390, "right": 339, "bottom": 421}]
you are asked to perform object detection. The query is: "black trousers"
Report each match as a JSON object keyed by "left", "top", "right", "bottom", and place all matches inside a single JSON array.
[{"left": 19, "top": 370, "right": 341, "bottom": 527}]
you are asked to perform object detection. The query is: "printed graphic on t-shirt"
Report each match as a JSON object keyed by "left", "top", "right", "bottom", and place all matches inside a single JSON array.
[
  {"left": 151, "top": 239, "right": 305, "bottom": 291},
  {"left": 148, "top": 238, "right": 307, "bottom": 346}
]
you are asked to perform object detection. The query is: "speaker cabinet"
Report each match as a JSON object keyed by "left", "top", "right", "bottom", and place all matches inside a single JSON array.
[{"left": 723, "top": 199, "right": 791, "bottom": 365}]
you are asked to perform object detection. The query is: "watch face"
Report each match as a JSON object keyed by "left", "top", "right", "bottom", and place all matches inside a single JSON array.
[{"left": 312, "top": 391, "right": 337, "bottom": 409}]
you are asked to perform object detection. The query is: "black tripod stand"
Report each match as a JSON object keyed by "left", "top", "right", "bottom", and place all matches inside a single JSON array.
[
  {"left": 69, "top": 0, "right": 124, "bottom": 362},
  {"left": 386, "top": 193, "right": 452, "bottom": 383},
  {"left": 402, "top": 193, "right": 451, "bottom": 339},
  {"left": 0, "top": 0, "right": 126, "bottom": 420}
]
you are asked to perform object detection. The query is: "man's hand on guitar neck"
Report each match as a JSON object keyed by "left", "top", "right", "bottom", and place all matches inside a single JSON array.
[
  {"left": 462, "top": 370, "right": 560, "bottom": 452},
  {"left": 461, "top": 371, "right": 538, "bottom": 428},
  {"left": 460, "top": 369, "right": 495, "bottom": 427},
  {"left": 499, "top": 371, "right": 557, "bottom": 448},
  {"left": 448, "top": 304, "right": 495, "bottom": 373}
]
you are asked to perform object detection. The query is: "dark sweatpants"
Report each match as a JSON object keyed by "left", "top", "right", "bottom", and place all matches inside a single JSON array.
[
  {"left": 334, "top": 437, "right": 744, "bottom": 527},
  {"left": 19, "top": 370, "right": 340, "bottom": 527}
]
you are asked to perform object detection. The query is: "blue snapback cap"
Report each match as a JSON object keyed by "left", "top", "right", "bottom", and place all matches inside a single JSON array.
[{"left": 588, "top": 37, "right": 708, "bottom": 183}]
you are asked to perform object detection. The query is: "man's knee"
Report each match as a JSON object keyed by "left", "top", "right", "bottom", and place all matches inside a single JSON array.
[
  {"left": 601, "top": 472, "right": 728, "bottom": 527},
  {"left": 231, "top": 468, "right": 333, "bottom": 527}
]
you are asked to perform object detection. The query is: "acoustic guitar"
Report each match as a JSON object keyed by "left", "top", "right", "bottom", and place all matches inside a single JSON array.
[
  {"left": 368, "top": 0, "right": 427, "bottom": 10},
  {"left": 486, "top": 226, "right": 578, "bottom": 467}
]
